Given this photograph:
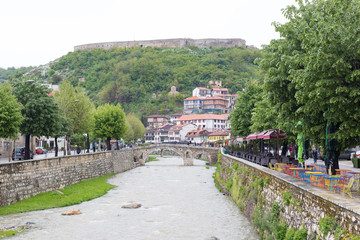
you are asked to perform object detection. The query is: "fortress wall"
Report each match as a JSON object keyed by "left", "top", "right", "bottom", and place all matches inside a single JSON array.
[{"left": 74, "top": 38, "right": 247, "bottom": 51}]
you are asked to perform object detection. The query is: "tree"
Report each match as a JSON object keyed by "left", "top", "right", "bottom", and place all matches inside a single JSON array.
[
  {"left": 54, "top": 81, "right": 95, "bottom": 155},
  {"left": 125, "top": 113, "right": 146, "bottom": 143},
  {"left": 230, "top": 80, "right": 262, "bottom": 137},
  {"left": 0, "top": 83, "right": 23, "bottom": 139},
  {"left": 52, "top": 115, "right": 72, "bottom": 157},
  {"left": 259, "top": 0, "right": 360, "bottom": 171},
  {"left": 94, "top": 104, "right": 126, "bottom": 150},
  {"left": 13, "top": 80, "right": 61, "bottom": 159}
]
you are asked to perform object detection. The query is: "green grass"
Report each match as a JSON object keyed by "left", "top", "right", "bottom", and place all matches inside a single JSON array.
[
  {"left": 0, "top": 229, "right": 25, "bottom": 239},
  {"left": 147, "top": 156, "right": 159, "bottom": 162},
  {"left": 0, "top": 173, "right": 116, "bottom": 216}
]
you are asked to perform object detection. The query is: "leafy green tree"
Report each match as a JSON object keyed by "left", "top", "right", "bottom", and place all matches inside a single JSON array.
[
  {"left": 259, "top": 0, "right": 360, "bottom": 169},
  {"left": 0, "top": 83, "right": 23, "bottom": 139},
  {"left": 230, "top": 80, "right": 262, "bottom": 137},
  {"left": 124, "top": 121, "right": 134, "bottom": 144},
  {"left": 13, "top": 80, "right": 61, "bottom": 159},
  {"left": 54, "top": 80, "right": 95, "bottom": 154},
  {"left": 94, "top": 104, "right": 126, "bottom": 150},
  {"left": 125, "top": 113, "right": 145, "bottom": 143}
]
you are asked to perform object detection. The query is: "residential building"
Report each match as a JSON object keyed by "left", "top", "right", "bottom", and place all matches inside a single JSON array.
[
  {"left": 214, "top": 94, "right": 238, "bottom": 109},
  {"left": 176, "top": 114, "right": 229, "bottom": 132},
  {"left": 168, "top": 124, "right": 197, "bottom": 142},
  {"left": 208, "top": 130, "right": 230, "bottom": 143},
  {"left": 154, "top": 123, "right": 174, "bottom": 143},
  {"left": 144, "top": 129, "right": 156, "bottom": 143},
  {"left": 192, "top": 87, "right": 211, "bottom": 98},
  {"left": 202, "top": 97, "right": 228, "bottom": 114},
  {"left": 212, "top": 87, "right": 229, "bottom": 96},
  {"left": 169, "top": 112, "right": 183, "bottom": 123},
  {"left": 183, "top": 96, "right": 203, "bottom": 114},
  {"left": 147, "top": 115, "right": 169, "bottom": 128},
  {"left": 169, "top": 86, "right": 179, "bottom": 95},
  {"left": 185, "top": 129, "right": 209, "bottom": 145}
]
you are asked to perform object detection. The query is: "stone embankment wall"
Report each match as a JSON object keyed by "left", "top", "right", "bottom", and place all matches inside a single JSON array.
[
  {"left": 74, "top": 38, "right": 254, "bottom": 51},
  {"left": 215, "top": 152, "right": 360, "bottom": 238},
  {"left": 0, "top": 150, "right": 137, "bottom": 207}
]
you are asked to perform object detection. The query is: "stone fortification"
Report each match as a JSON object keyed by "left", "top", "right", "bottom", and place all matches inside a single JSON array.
[{"left": 74, "top": 38, "right": 249, "bottom": 51}]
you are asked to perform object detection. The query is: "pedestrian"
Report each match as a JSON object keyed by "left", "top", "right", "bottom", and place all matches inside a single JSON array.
[{"left": 312, "top": 146, "right": 318, "bottom": 164}]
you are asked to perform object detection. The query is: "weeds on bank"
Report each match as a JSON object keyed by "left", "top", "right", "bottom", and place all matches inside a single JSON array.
[
  {"left": 0, "top": 173, "right": 116, "bottom": 216},
  {"left": 0, "top": 228, "right": 25, "bottom": 239},
  {"left": 147, "top": 156, "right": 159, "bottom": 162}
]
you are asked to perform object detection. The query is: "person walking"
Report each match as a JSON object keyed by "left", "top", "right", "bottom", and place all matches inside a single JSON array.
[{"left": 312, "top": 146, "right": 318, "bottom": 164}]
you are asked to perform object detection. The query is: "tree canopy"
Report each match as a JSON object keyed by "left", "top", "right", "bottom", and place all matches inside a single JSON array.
[
  {"left": 94, "top": 104, "right": 126, "bottom": 150},
  {"left": 258, "top": 0, "right": 360, "bottom": 150},
  {"left": 125, "top": 113, "right": 145, "bottom": 143},
  {"left": 0, "top": 83, "right": 23, "bottom": 139}
]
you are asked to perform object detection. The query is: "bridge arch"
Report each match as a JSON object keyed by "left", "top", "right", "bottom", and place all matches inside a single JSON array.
[{"left": 134, "top": 144, "right": 219, "bottom": 166}]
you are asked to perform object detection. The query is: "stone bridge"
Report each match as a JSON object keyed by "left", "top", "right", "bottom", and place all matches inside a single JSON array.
[{"left": 132, "top": 144, "right": 219, "bottom": 166}]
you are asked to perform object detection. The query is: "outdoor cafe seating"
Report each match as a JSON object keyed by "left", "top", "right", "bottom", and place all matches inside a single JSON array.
[{"left": 227, "top": 129, "right": 359, "bottom": 198}]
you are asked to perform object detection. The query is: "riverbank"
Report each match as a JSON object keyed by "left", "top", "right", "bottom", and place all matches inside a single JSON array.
[
  {"left": 215, "top": 151, "right": 360, "bottom": 239},
  {"left": 0, "top": 174, "right": 116, "bottom": 216}
]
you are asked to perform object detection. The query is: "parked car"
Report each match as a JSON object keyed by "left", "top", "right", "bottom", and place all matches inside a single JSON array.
[
  {"left": 35, "top": 147, "right": 48, "bottom": 154},
  {"left": 12, "top": 147, "right": 34, "bottom": 160}
]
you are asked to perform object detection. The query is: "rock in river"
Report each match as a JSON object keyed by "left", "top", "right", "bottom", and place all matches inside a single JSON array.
[
  {"left": 61, "top": 209, "right": 82, "bottom": 215},
  {"left": 121, "top": 203, "right": 142, "bottom": 209}
]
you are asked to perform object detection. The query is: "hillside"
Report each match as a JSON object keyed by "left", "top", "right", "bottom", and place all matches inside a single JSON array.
[{"left": 11, "top": 46, "right": 262, "bottom": 117}]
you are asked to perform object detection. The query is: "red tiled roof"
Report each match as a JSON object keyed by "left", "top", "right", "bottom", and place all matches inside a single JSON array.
[
  {"left": 212, "top": 88, "right": 229, "bottom": 91},
  {"left": 209, "top": 130, "right": 230, "bottom": 136},
  {"left": 196, "top": 87, "right": 210, "bottom": 91},
  {"left": 186, "top": 129, "right": 209, "bottom": 137},
  {"left": 214, "top": 94, "right": 238, "bottom": 97},
  {"left": 184, "top": 96, "right": 201, "bottom": 101},
  {"left": 178, "top": 114, "right": 228, "bottom": 121}
]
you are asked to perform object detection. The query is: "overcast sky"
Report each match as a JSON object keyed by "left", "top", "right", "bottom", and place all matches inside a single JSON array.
[{"left": 0, "top": 0, "right": 297, "bottom": 68}]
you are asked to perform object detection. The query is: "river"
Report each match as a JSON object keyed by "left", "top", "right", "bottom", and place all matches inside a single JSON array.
[{"left": 0, "top": 156, "right": 258, "bottom": 240}]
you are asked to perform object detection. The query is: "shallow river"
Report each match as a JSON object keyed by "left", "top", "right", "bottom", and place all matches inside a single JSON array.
[{"left": 0, "top": 156, "right": 258, "bottom": 240}]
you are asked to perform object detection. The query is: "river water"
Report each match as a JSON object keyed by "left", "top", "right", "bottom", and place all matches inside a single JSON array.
[{"left": 0, "top": 156, "right": 258, "bottom": 240}]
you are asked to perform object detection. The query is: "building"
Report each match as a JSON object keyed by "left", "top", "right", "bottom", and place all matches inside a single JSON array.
[
  {"left": 0, "top": 135, "right": 36, "bottom": 158},
  {"left": 176, "top": 114, "right": 229, "bottom": 132},
  {"left": 168, "top": 124, "right": 197, "bottom": 143},
  {"left": 212, "top": 87, "right": 229, "bottom": 96},
  {"left": 185, "top": 129, "right": 209, "bottom": 145},
  {"left": 209, "top": 80, "right": 222, "bottom": 88},
  {"left": 208, "top": 130, "right": 230, "bottom": 144},
  {"left": 169, "top": 112, "right": 183, "bottom": 123},
  {"left": 154, "top": 123, "right": 174, "bottom": 143},
  {"left": 183, "top": 96, "right": 203, "bottom": 114},
  {"left": 144, "top": 129, "right": 156, "bottom": 143},
  {"left": 202, "top": 97, "right": 229, "bottom": 114},
  {"left": 192, "top": 87, "right": 211, "bottom": 98},
  {"left": 147, "top": 115, "right": 169, "bottom": 128},
  {"left": 169, "top": 86, "right": 179, "bottom": 95},
  {"left": 214, "top": 94, "right": 238, "bottom": 109}
]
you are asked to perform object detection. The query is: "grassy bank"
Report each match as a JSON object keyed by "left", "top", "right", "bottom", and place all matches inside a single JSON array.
[
  {"left": 0, "top": 173, "right": 116, "bottom": 216},
  {"left": 0, "top": 229, "right": 24, "bottom": 239},
  {"left": 147, "top": 156, "right": 159, "bottom": 162}
]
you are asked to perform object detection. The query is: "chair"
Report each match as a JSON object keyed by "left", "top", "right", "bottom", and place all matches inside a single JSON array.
[
  {"left": 342, "top": 178, "right": 355, "bottom": 198},
  {"left": 269, "top": 162, "right": 276, "bottom": 170}
]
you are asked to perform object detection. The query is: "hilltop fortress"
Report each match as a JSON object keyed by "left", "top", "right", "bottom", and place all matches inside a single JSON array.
[{"left": 74, "top": 38, "right": 257, "bottom": 51}]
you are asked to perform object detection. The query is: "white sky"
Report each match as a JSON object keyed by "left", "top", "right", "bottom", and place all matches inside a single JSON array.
[{"left": 0, "top": 0, "right": 297, "bottom": 68}]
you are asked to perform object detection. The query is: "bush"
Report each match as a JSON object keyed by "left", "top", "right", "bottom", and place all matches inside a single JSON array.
[
  {"left": 293, "top": 228, "right": 308, "bottom": 240},
  {"left": 285, "top": 228, "right": 296, "bottom": 240}
]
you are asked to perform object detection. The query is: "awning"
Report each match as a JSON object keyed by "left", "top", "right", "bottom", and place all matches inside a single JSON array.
[
  {"left": 245, "top": 132, "right": 259, "bottom": 141},
  {"left": 261, "top": 129, "right": 287, "bottom": 140},
  {"left": 245, "top": 129, "right": 287, "bottom": 141}
]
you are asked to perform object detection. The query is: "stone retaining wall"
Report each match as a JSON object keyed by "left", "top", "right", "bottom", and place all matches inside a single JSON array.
[
  {"left": 217, "top": 153, "right": 360, "bottom": 237},
  {"left": 0, "top": 150, "right": 136, "bottom": 207}
]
